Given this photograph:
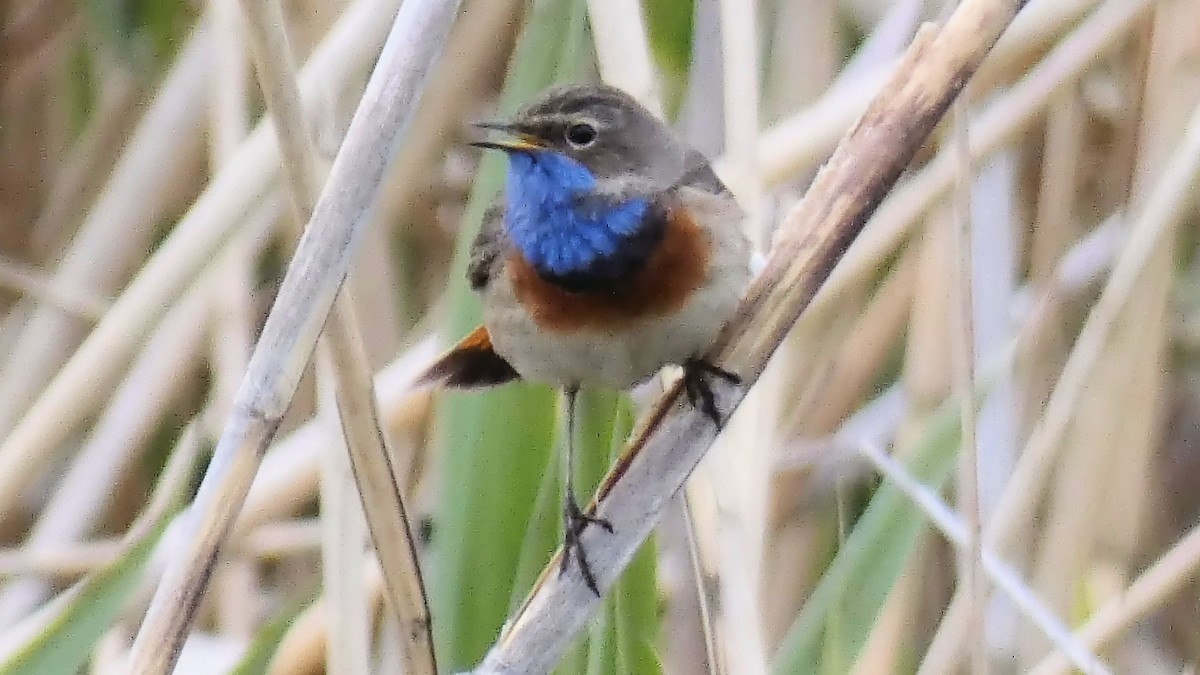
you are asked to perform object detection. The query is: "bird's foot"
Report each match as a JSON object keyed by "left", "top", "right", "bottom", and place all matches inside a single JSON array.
[
  {"left": 560, "top": 493, "right": 613, "bottom": 596},
  {"left": 683, "top": 358, "right": 741, "bottom": 429}
]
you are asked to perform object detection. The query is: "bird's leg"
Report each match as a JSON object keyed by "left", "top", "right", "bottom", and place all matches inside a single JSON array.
[
  {"left": 682, "top": 357, "right": 742, "bottom": 429},
  {"left": 559, "top": 386, "right": 613, "bottom": 596}
]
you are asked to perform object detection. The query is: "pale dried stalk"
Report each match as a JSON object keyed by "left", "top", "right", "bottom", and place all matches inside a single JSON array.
[
  {"left": 0, "top": 519, "right": 323, "bottom": 577},
  {"left": 316, "top": 366, "right": 372, "bottom": 675},
  {"left": 469, "top": 1, "right": 1030, "bottom": 671},
  {"left": 584, "top": 0, "right": 661, "bottom": 117},
  {"left": 969, "top": 149, "right": 1023, "bottom": 663},
  {"left": 948, "top": 93, "right": 986, "bottom": 674},
  {"left": 1028, "top": 521, "right": 1200, "bottom": 675},
  {"left": 1087, "top": 0, "right": 1200, "bottom": 612},
  {"left": 914, "top": 214, "right": 1127, "bottom": 675},
  {"left": 1, "top": 26, "right": 207, "bottom": 402},
  {"left": 0, "top": 0, "right": 404, "bottom": 520},
  {"left": 775, "top": 0, "right": 1150, "bottom": 419},
  {"left": 235, "top": 336, "right": 438, "bottom": 537},
  {"left": 0, "top": 423, "right": 202, "bottom": 664},
  {"left": 376, "top": 0, "right": 523, "bottom": 232},
  {"left": 239, "top": 9, "right": 520, "bottom": 663},
  {"left": 266, "top": 556, "right": 386, "bottom": 675},
  {"left": 0, "top": 27, "right": 210, "bottom": 498},
  {"left": 751, "top": 0, "right": 1099, "bottom": 188},
  {"left": 208, "top": 0, "right": 257, "bottom": 642},
  {"left": 0, "top": 280, "right": 210, "bottom": 630},
  {"left": 915, "top": 588, "right": 969, "bottom": 674},
  {"left": 28, "top": 62, "right": 141, "bottom": 258},
  {"left": 712, "top": 0, "right": 771, "bottom": 672},
  {"left": 0, "top": 197, "right": 279, "bottom": 629},
  {"left": 239, "top": 0, "right": 481, "bottom": 666},
  {"left": 126, "top": 1, "right": 460, "bottom": 672},
  {"left": 680, "top": 492, "right": 721, "bottom": 675},
  {"left": 236, "top": 0, "right": 381, "bottom": 670},
  {"left": 854, "top": 441, "right": 1110, "bottom": 674},
  {"left": 0, "top": 255, "right": 107, "bottom": 320},
  {"left": 984, "top": 105, "right": 1200, "bottom": 554}
]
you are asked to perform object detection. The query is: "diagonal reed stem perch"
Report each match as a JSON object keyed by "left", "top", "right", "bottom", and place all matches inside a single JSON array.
[
  {"left": 470, "top": 0, "right": 1031, "bottom": 672},
  {"left": 126, "top": 0, "right": 461, "bottom": 672}
]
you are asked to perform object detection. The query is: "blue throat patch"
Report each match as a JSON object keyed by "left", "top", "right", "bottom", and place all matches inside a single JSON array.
[{"left": 502, "top": 151, "right": 651, "bottom": 279}]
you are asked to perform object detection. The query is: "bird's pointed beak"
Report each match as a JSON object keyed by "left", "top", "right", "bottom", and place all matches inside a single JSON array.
[{"left": 469, "top": 119, "right": 545, "bottom": 152}]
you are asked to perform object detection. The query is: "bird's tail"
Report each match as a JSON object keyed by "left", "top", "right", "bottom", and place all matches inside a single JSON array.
[{"left": 414, "top": 325, "right": 520, "bottom": 389}]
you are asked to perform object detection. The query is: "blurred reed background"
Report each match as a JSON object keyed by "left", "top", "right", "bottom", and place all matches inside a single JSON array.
[{"left": 0, "top": 0, "right": 1199, "bottom": 673}]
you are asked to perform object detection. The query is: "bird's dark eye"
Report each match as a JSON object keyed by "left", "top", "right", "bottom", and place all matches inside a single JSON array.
[{"left": 565, "top": 122, "right": 597, "bottom": 148}]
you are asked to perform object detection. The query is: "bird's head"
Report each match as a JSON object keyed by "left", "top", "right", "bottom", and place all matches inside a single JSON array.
[
  {"left": 470, "top": 83, "right": 684, "bottom": 189},
  {"left": 470, "top": 84, "right": 682, "bottom": 282}
]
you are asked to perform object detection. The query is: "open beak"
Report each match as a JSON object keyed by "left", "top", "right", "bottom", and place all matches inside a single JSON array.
[{"left": 469, "top": 119, "right": 545, "bottom": 152}]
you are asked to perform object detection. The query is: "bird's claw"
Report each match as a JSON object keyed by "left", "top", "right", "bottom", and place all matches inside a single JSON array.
[
  {"left": 683, "top": 358, "right": 741, "bottom": 429},
  {"left": 560, "top": 493, "right": 613, "bottom": 596}
]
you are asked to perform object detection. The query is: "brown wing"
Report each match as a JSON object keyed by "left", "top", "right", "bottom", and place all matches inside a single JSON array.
[
  {"left": 414, "top": 325, "right": 520, "bottom": 389},
  {"left": 467, "top": 204, "right": 509, "bottom": 291}
]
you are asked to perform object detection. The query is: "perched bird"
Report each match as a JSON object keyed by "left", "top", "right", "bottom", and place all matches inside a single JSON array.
[{"left": 418, "top": 83, "right": 751, "bottom": 594}]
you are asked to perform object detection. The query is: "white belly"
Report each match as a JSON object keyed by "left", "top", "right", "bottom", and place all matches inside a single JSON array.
[{"left": 482, "top": 252, "right": 748, "bottom": 390}]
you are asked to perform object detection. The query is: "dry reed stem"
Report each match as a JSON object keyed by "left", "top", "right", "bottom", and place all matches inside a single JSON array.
[
  {"left": 25, "top": 65, "right": 142, "bottom": 258},
  {"left": 948, "top": 93, "right": 987, "bottom": 674},
  {"left": 1021, "top": 71, "right": 1200, "bottom": 675},
  {"left": 984, "top": 103, "right": 1200, "bottom": 555},
  {"left": 0, "top": 192, "right": 279, "bottom": 629},
  {"left": 0, "top": 28, "right": 210, "bottom": 512},
  {"left": 0, "top": 0, "right": 403, "bottom": 519},
  {"left": 915, "top": 213, "right": 1128, "bottom": 674},
  {"left": 236, "top": 0, "right": 432, "bottom": 667},
  {"left": 1029, "top": 520, "right": 1200, "bottom": 675},
  {"left": 468, "top": 1, "right": 1030, "bottom": 672},
  {"left": 208, "top": 0, "right": 257, "bottom": 645},
  {"left": 585, "top": 0, "right": 661, "bottom": 117},
  {"left": 126, "top": 1, "right": 460, "bottom": 672},
  {"left": 712, "top": 0, "right": 772, "bottom": 672},
  {"left": 264, "top": 556, "right": 386, "bottom": 675},
  {"left": 0, "top": 255, "right": 107, "bottom": 321},
  {"left": 679, "top": 493, "right": 721, "bottom": 675},
  {"left": 0, "top": 423, "right": 202, "bottom": 663},
  {"left": 915, "top": 589, "right": 970, "bottom": 675},
  {"left": 0, "top": 277, "right": 210, "bottom": 627},
  {"left": 1087, "top": 0, "right": 1200, "bottom": 626},
  {"left": 0, "top": 25, "right": 207, "bottom": 422},
  {"left": 376, "top": 0, "right": 523, "bottom": 233},
  {"left": 1025, "top": 5, "right": 1175, "bottom": 647},
  {"left": 325, "top": 307, "right": 433, "bottom": 673},
  {"left": 964, "top": 149, "right": 1023, "bottom": 665},
  {"left": 750, "top": 0, "right": 1097, "bottom": 188},
  {"left": 854, "top": 441, "right": 1110, "bottom": 674},
  {"left": 789, "top": 0, "right": 1150, "bottom": 349},
  {"left": 0, "top": 519, "right": 324, "bottom": 577},
  {"left": 316, "top": 370, "right": 372, "bottom": 675},
  {"left": 235, "top": 337, "right": 438, "bottom": 537}
]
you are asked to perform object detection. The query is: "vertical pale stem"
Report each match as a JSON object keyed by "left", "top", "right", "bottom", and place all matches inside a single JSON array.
[
  {"left": 948, "top": 94, "right": 986, "bottom": 675},
  {"left": 208, "top": 0, "right": 258, "bottom": 643},
  {"left": 714, "top": 2, "right": 769, "bottom": 675}
]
